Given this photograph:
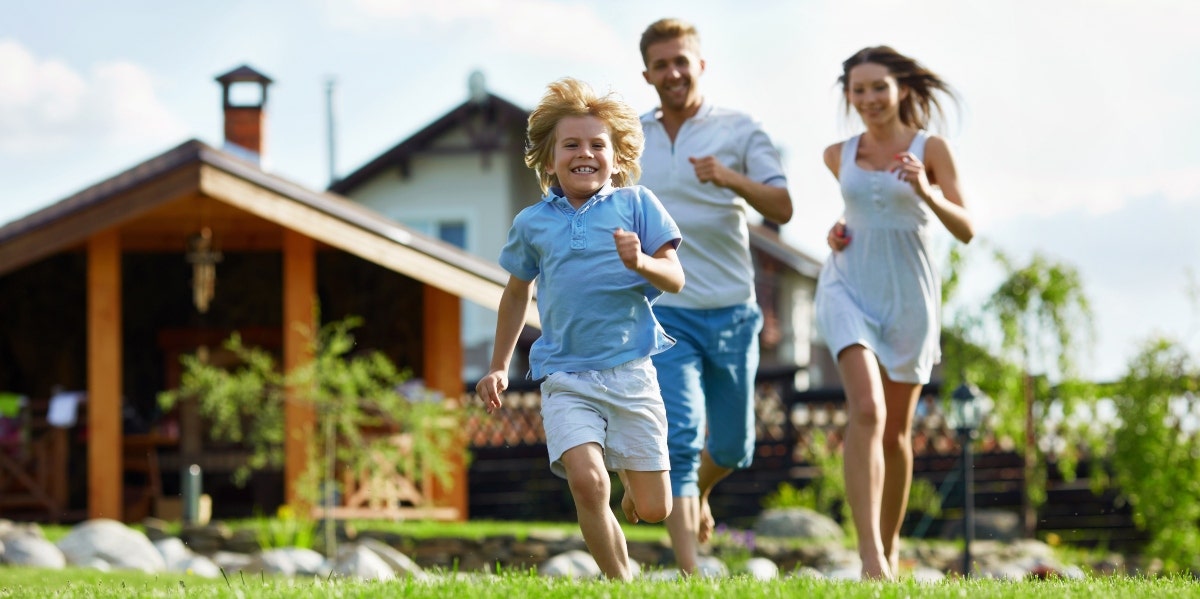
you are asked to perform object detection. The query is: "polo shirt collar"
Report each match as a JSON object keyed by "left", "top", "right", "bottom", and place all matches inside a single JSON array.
[{"left": 543, "top": 183, "right": 617, "bottom": 204}]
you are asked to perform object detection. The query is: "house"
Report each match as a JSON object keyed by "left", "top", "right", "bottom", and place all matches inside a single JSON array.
[
  {"left": 0, "top": 65, "right": 532, "bottom": 523},
  {"left": 331, "top": 72, "right": 827, "bottom": 388}
]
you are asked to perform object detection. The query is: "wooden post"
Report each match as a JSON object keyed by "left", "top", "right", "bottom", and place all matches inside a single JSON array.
[
  {"left": 283, "top": 230, "right": 316, "bottom": 509},
  {"left": 87, "top": 229, "right": 123, "bottom": 520},
  {"left": 422, "top": 285, "right": 467, "bottom": 520}
]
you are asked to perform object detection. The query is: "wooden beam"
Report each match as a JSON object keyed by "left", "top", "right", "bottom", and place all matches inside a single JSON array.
[
  {"left": 198, "top": 165, "right": 539, "bottom": 328},
  {"left": 422, "top": 285, "right": 468, "bottom": 520},
  {"left": 0, "top": 163, "right": 199, "bottom": 276},
  {"left": 87, "top": 229, "right": 123, "bottom": 520},
  {"left": 283, "top": 230, "right": 316, "bottom": 509}
]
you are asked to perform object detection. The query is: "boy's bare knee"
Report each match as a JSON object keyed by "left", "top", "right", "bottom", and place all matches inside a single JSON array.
[{"left": 567, "top": 470, "right": 609, "bottom": 509}]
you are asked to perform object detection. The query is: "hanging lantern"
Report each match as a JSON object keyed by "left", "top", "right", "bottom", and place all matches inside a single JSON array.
[{"left": 186, "top": 228, "right": 222, "bottom": 313}]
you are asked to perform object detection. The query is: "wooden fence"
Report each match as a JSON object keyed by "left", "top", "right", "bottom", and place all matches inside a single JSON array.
[{"left": 465, "top": 373, "right": 1147, "bottom": 552}]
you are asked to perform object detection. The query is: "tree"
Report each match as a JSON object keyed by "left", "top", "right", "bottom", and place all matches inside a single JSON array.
[{"left": 944, "top": 246, "right": 1096, "bottom": 536}]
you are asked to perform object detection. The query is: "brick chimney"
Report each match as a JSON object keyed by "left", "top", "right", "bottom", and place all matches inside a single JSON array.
[{"left": 214, "top": 65, "right": 273, "bottom": 163}]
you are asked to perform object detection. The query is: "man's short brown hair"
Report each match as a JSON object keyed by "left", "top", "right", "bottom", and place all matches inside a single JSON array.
[{"left": 639, "top": 18, "right": 700, "bottom": 65}]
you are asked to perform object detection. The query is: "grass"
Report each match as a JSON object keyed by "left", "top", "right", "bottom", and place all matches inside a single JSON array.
[
  {"left": 19, "top": 518, "right": 1189, "bottom": 598},
  {"left": 0, "top": 566, "right": 1197, "bottom": 598}
]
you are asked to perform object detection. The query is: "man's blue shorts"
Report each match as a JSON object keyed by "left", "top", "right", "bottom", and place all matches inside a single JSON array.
[{"left": 651, "top": 302, "right": 762, "bottom": 497}]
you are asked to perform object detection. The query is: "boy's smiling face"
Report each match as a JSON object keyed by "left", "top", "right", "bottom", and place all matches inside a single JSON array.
[{"left": 546, "top": 115, "right": 615, "bottom": 204}]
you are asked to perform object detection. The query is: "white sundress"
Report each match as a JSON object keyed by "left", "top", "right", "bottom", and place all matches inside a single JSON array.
[{"left": 814, "top": 131, "right": 941, "bottom": 384}]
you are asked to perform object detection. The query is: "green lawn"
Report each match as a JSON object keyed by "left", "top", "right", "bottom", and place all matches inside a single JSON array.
[{"left": 0, "top": 567, "right": 1197, "bottom": 599}]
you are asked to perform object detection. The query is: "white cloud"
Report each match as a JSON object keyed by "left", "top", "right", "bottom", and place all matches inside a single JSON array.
[
  {"left": 327, "top": 0, "right": 623, "bottom": 63},
  {"left": 0, "top": 39, "right": 185, "bottom": 155}
]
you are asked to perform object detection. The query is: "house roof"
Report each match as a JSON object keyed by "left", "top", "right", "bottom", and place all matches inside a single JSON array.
[
  {"left": 329, "top": 92, "right": 528, "bottom": 194},
  {"left": 750, "top": 224, "right": 823, "bottom": 279},
  {"left": 0, "top": 139, "right": 537, "bottom": 326}
]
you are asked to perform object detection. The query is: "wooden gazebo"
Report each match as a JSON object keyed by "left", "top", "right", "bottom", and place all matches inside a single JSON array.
[{"left": 0, "top": 138, "right": 536, "bottom": 521}]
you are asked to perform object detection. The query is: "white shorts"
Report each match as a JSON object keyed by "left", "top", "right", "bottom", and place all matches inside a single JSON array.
[{"left": 540, "top": 356, "right": 670, "bottom": 480}]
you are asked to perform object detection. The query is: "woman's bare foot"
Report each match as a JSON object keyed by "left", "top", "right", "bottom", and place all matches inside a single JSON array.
[{"left": 860, "top": 553, "right": 894, "bottom": 581}]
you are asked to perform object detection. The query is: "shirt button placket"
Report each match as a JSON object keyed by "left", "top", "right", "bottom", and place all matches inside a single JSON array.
[{"left": 571, "top": 213, "right": 586, "bottom": 250}]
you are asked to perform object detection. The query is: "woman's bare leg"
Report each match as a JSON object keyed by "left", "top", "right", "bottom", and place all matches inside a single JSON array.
[
  {"left": 837, "top": 345, "right": 892, "bottom": 580},
  {"left": 879, "top": 376, "right": 922, "bottom": 576}
]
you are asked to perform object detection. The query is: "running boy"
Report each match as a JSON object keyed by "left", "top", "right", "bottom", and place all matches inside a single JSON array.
[{"left": 476, "top": 78, "right": 683, "bottom": 581}]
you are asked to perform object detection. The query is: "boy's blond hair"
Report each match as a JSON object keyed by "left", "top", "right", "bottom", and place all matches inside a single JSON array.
[
  {"left": 525, "top": 78, "right": 643, "bottom": 195},
  {"left": 639, "top": 18, "right": 700, "bottom": 66}
]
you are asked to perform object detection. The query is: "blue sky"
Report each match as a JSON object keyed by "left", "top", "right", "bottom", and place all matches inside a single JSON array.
[{"left": 2, "top": 0, "right": 1197, "bottom": 382}]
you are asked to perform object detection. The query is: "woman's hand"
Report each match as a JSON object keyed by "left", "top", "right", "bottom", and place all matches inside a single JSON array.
[
  {"left": 827, "top": 220, "right": 851, "bottom": 252},
  {"left": 893, "top": 152, "right": 934, "bottom": 202}
]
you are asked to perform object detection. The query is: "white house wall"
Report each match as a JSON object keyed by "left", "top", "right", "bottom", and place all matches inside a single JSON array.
[{"left": 341, "top": 152, "right": 516, "bottom": 381}]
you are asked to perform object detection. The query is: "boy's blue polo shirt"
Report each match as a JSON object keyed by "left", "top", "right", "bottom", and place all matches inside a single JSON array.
[{"left": 500, "top": 184, "right": 682, "bottom": 379}]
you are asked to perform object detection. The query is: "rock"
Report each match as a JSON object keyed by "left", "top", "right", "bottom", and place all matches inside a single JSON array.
[
  {"left": 56, "top": 519, "right": 166, "bottom": 572},
  {"left": 332, "top": 543, "right": 396, "bottom": 581},
  {"left": 358, "top": 537, "right": 427, "bottom": 579},
  {"left": 538, "top": 549, "right": 600, "bottom": 579},
  {"left": 210, "top": 550, "right": 256, "bottom": 573},
  {"left": 753, "top": 508, "right": 844, "bottom": 540},
  {"left": 941, "top": 509, "right": 1021, "bottom": 542},
  {"left": 254, "top": 547, "right": 328, "bottom": 577},
  {"left": 0, "top": 520, "right": 45, "bottom": 542},
  {"left": 695, "top": 555, "right": 728, "bottom": 578},
  {"left": 739, "top": 557, "right": 779, "bottom": 580},
  {"left": 3, "top": 535, "right": 66, "bottom": 568},
  {"left": 179, "top": 554, "right": 223, "bottom": 578},
  {"left": 154, "top": 537, "right": 194, "bottom": 571}
]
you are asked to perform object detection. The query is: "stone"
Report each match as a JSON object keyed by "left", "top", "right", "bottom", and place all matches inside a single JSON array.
[
  {"left": 739, "top": 557, "right": 779, "bottom": 580},
  {"left": 753, "top": 508, "right": 844, "bottom": 540},
  {"left": 179, "top": 554, "right": 223, "bottom": 578},
  {"left": 154, "top": 537, "right": 194, "bottom": 571},
  {"left": 56, "top": 519, "right": 166, "bottom": 573},
  {"left": 358, "top": 537, "right": 427, "bottom": 579},
  {"left": 3, "top": 535, "right": 66, "bottom": 568},
  {"left": 332, "top": 543, "right": 396, "bottom": 581},
  {"left": 538, "top": 549, "right": 600, "bottom": 579}
]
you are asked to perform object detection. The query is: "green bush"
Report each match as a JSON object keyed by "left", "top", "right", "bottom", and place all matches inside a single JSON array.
[{"left": 1108, "top": 338, "right": 1200, "bottom": 573}]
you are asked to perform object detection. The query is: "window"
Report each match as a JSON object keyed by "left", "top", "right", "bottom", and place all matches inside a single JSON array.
[{"left": 438, "top": 221, "right": 466, "bottom": 249}]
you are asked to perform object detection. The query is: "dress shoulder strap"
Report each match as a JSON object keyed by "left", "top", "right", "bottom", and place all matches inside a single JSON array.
[
  {"left": 840, "top": 134, "right": 861, "bottom": 169},
  {"left": 908, "top": 130, "right": 930, "bottom": 160}
]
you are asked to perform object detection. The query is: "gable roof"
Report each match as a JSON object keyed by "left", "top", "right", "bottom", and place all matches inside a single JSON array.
[
  {"left": 329, "top": 92, "right": 528, "bottom": 194},
  {"left": 0, "top": 139, "right": 537, "bottom": 326},
  {"left": 750, "top": 224, "right": 823, "bottom": 279}
]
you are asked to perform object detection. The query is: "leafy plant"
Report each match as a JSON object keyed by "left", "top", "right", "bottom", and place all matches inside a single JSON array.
[
  {"left": 711, "top": 524, "right": 756, "bottom": 572},
  {"left": 1107, "top": 338, "right": 1200, "bottom": 573},
  {"left": 252, "top": 504, "right": 316, "bottom": 550},
  {"left": 157, "top": 315, "right": 464, "bottom": 512},
  {"left": 762, "top": 429, "right": 851, "bottom": 532},
  {"left": 905, "top": 478, "right": 942, "bottom": 518}
]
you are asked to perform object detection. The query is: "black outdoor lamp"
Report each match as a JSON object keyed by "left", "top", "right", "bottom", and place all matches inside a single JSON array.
[{"left": 950, "top": 380, "right": 985, "bottom": 577}]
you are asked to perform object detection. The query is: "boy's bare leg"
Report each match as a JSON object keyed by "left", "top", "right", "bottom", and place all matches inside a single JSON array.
[
  {"left": 562, "top": 443, "right": 630, "bottom": 580},
  {"left": 620, "top": 469, "right": 672, "bottom": 524}
]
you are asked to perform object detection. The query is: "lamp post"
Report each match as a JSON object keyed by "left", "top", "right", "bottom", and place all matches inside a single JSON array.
[{"left": 950, "top": 381, "right": 984, "bottom": 577}]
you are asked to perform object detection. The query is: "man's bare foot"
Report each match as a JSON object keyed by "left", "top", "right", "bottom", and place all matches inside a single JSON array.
[
  {"left": 621, "top": 491, "right": 640, "bottom": 524},
  {"left": 697, "top": 496, "right": 715, "bottom": 543}
]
